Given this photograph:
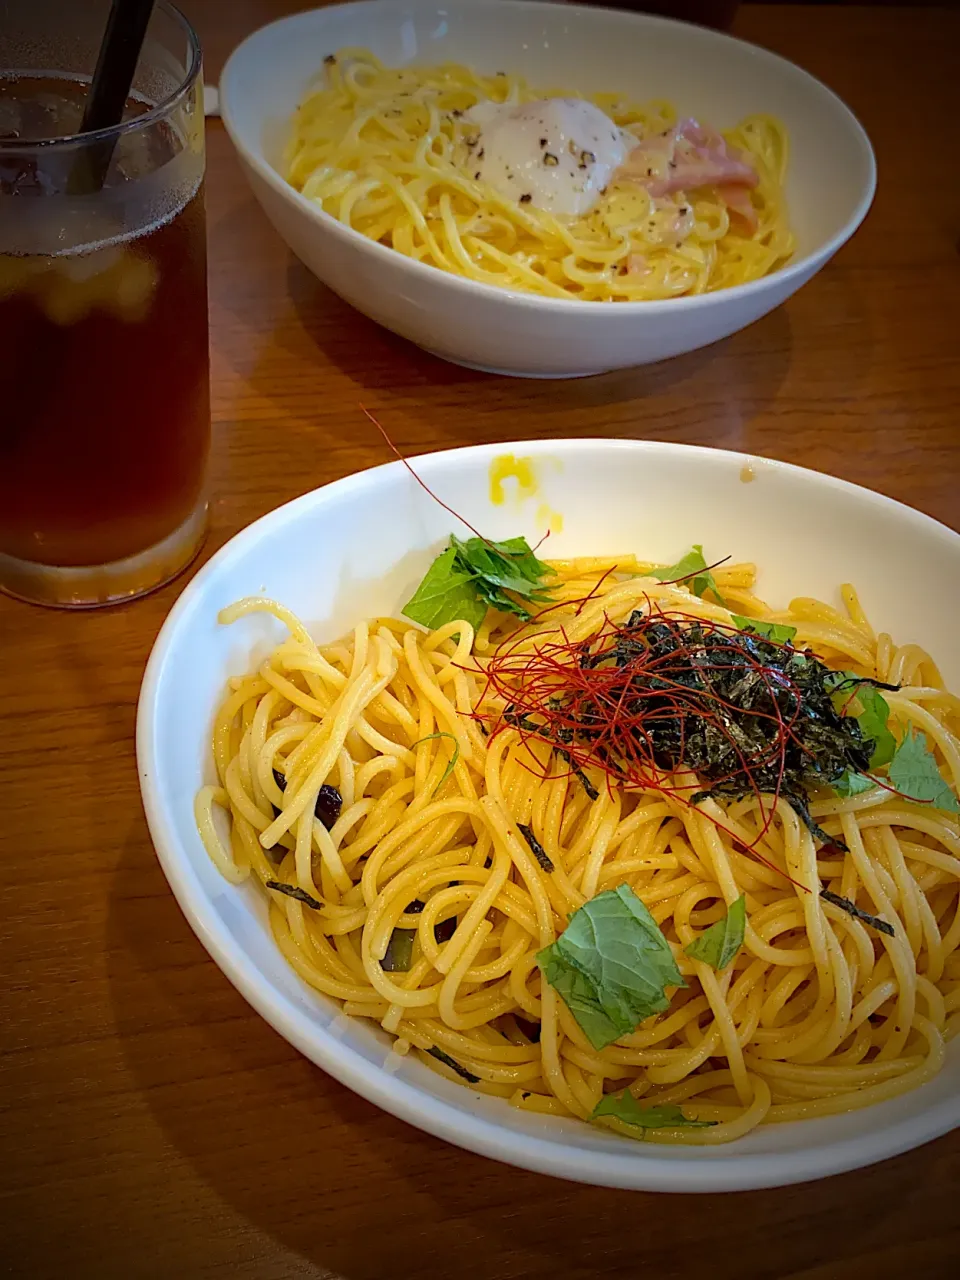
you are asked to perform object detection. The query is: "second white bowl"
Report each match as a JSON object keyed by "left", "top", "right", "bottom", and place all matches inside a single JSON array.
[
  {"left": 138, "top": 439, "right": 960, "bottom": 1191},
  {"left": 220, "top": 0, "right": 875, "bottom": 377}
]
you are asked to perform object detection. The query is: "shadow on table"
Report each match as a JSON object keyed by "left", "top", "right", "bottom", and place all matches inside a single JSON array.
[
  {"left": 207, "top": 232, "right": 797, "bottom": 461},
  {"left": 206, "top": 185, "right": 874, "bottom": 472},
  {"left": 281, "top": 260, "right": 796, "bottom": 443},
  {"left": 105, "top": 827, "right": 950, "bottom": 1280}
]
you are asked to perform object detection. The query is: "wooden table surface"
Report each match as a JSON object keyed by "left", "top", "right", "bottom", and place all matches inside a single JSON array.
[{"left": 2, "top": 4, "right": 959, "bottom": 1277}]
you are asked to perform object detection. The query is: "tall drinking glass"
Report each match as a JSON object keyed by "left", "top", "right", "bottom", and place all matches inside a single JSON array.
[{"left": 0, "top": 1, "right": 209, "bottom": 607}]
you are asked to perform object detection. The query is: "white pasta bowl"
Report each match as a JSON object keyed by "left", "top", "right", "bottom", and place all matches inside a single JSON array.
[
  {"left": 219, "top": 0, "right": 875, "bottom": 378},
  {"left": 138, "top": 438, "right": 960, "bottom": 1191}
]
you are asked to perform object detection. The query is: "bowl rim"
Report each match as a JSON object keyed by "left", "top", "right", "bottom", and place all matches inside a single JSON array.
[
  {"left": 218, "top": 0, "right": 877, "bottom": 317},
  {"left": 137, "top": 438, "right": 960, "bottom": 1193}
]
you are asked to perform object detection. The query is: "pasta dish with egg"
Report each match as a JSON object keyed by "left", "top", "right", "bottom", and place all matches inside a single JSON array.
[
  {"left": 283, "top": 50, "right": 795, "bottom": 302},
  {"left": 198, "top": 532, "right": 960, "bottom": 1144}
]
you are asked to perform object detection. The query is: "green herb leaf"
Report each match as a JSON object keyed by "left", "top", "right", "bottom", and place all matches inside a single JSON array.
[
  {"left": 453, "top": 535, "right": 553, "bottom": 598},
  {"left": 382, "top": 928, "right": 415, "bottom": 972},
  {"left": 684, "top": 893, "right": 746, "bottom": 970},
  {"left": 730, "top": 614, "right": 797, "bottom": 644},
  {"left": 853, "top": 686, "right": 897, "bottom": 769},
  {"left": 591, "top": 1091, "right": 716, "bottom": 1130},
  {"left": 538, "top": 957, "right": 627, "bottom": 1050},
  {"left": 402, "top": 544, "right": 488, "bottom": 631},
  {"left": 829, "top": 676, "right": 897, "bottom": 769},
  {"left": 537, "top": 884, "right": 685, "bottom": 1050},
  {"left": 650, "top": 544, "right": 725, "bottom": 606},
  {"left": 412, "top": 731, "right": 460, "bottom": 794},
  {"left": 402, "top": 535, "right": 555, "bottom": 630},
  {"left": 832, "top": 770, "right": 876, "bottom": 798},
  {"left": 886, "top": 728, "right": 960, "bottom": 813},
  {"left": 454, "top": 535, "right": 555, "bottom": 622}
]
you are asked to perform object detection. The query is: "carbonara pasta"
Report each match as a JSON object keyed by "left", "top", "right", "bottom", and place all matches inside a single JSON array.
[
  {"left": 284, "top": 50, "right": 795, "bottom": 301},
  {"left": 198, "top": 552, "right": 960, "bottom": 1144}
]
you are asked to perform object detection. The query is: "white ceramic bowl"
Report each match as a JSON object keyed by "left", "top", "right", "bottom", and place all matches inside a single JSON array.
[
  {"left": 219, "top": 0, "right": 875, "bottom": 378},
  {"left": 138, "top": 439, "right": 960, "bottom": 1191}
]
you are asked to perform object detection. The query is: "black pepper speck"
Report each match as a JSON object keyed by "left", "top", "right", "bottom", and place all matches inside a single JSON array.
[{"left": 519, "top": 193, "right": 532, "bottom": 204}]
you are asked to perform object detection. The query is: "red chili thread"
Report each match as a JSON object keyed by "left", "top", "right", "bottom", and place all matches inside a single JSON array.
[
  {"left": 654, "top": 552, "right": 733, "bottom": 592},
  {"left": 359, "top": 403, "right": 489, "bottom": 542},
  {"left": 359, "top": 406, "right": 872, "bottom": 880},
  {"left": 471, "top": 601, "right": 822, "bottom": 884}
]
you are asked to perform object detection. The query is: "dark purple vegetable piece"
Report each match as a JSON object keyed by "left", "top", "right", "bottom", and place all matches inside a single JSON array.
[
  {"left": 315, "top": 784, "right": 342, "bottom": 830},
  {"left": 514, "top": 1016, "right": 542, "bottom": 1044},
  {"left": 434, "top": 915, "right": 458, "bottom": 944}
]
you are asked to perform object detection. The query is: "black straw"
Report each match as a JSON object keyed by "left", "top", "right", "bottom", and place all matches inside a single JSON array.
[{"left": 70, "top": 0, "right": 156, "bottom": 193}]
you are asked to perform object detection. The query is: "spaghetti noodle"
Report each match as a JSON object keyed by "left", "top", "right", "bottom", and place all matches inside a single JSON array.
[
  {"left": 198, "top": 555, "right": 960, "bottom": 1143},
  {"left": 285, "top": 50, "right": 795, "bottom": 301}
]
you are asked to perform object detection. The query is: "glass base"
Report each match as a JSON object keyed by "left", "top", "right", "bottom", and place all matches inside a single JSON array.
[{"left": 0, "top": 501, "right": 208, "bottom": 609}]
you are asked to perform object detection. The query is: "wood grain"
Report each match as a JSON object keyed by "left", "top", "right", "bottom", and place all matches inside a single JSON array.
[{"left": 1, "top": 5, "right": 958, "bottom": 1278}]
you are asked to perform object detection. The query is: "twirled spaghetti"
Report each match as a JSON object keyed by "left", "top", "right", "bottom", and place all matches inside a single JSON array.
[
  {"left": 198, "top": 555, "right": 960, "bottom": 1143},
  {"left": 285, "top": 50, "right": 795, "bottom": 301}
]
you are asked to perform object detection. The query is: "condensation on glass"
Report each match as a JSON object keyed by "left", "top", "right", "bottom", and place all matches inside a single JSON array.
[{"left": 0, "top": 1, "right": 209, "bottom": 607}]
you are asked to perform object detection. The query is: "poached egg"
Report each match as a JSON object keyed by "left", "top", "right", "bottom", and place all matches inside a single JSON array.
[{"left": 464, "top": 97, "right": 633, "bottom": 218}]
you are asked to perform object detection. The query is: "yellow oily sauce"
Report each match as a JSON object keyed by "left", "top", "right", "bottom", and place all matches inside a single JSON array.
[
  {"left": 489, "top": 454, "right": 564, "bottom": 534},
  {"left": 489, "top": 454, "right": 538, "bottom": 506}
]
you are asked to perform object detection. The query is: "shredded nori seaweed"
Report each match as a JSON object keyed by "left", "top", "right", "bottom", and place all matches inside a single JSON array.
[
  {"left": 541, "top": 615, "right": 883, "bottom": 849},
  {"left": 505, "top": 705, "right": 598, "bottom": 800},
  {"left": 426, "top": 1046, "right": 480, "bottom": 1083},
  {"left": 821, "top": 889, "right": 896, "bottom": 938},
  {"left": 266, "top": 880, "right": 322, "bottom": 910},
  {"left": 555, "top": 746, "right": 600, "bottom": 801},
  {"left": 516, "top": 822, "right": 554, "bottom": 873}
]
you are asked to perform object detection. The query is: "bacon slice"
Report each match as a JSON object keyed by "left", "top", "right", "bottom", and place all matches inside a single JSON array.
[
  {"left": 716, "top": 183, "right": 759, "bottom": 234},
  {"left": 618, "top": 117, "right": 758, "bottom": 200}
]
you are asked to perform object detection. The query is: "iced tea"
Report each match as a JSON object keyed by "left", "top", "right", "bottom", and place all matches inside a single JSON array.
[{"left": 0, "top": 4, "right": 208, "bottom": 606}]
